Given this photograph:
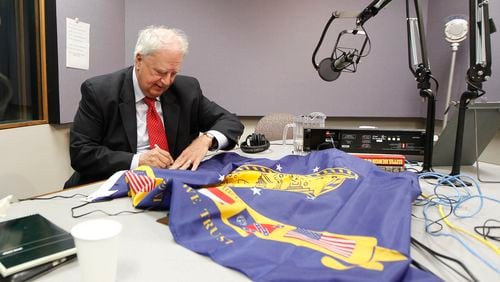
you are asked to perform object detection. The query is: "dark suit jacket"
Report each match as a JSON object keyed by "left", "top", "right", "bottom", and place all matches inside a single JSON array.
[{"left": 65, "top": 66, "right": 244, "bottom": 188}]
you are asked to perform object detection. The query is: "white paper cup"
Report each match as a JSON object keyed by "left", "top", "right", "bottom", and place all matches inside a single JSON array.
[{"left": 71, "top": 219, "right": 122, "bottom": 282}]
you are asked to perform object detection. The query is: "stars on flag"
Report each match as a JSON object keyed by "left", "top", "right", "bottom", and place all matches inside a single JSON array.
[
  {"left": 313, "top": 166, "right": 320, "bottom": 173},
  {"left": 276, "top": 163, "right": 283, "bottom": 172},
  {"left": 251, "top": 187, "right": 262, "bottom": 196},
  {"left": 218, "top": 174, "right": 225, "bottom": 181}
]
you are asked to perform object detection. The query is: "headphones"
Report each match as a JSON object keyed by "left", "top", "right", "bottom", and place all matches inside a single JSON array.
[{"left": 240, "top": 133, "right": 270, "bottom": 154}]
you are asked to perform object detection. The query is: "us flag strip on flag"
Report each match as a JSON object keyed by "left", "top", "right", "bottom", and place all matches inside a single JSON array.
[
  {"left": 125, "top": 170, "right": 156, "bottom": 194},
  {"left": 284, "top": 228, "right": 355, "bottom": 258},
  {"left": 198, "top": 188, "right": 235, "bottom": 205}
]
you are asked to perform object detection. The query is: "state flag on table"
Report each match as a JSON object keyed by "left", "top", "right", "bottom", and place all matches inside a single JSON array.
[{"left": 107, "top": 149, "right": 439, "bottom": 281}]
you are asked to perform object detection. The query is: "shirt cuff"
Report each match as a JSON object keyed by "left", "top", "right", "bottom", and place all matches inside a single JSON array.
[
  {"left": 207, "top": 130, "right": 228, "bottom": 151},
  {"left": 131, "top": 153, "right": 141, "bottom": 170}
]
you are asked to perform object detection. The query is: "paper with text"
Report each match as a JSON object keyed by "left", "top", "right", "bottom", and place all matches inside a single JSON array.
[{"left": 66, "top": 18, "right": 90, "bottom": 70}]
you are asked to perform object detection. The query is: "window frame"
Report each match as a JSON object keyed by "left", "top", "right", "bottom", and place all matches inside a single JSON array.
[{"left": 0, "top": 0, "right": 58, "bottom": 130}]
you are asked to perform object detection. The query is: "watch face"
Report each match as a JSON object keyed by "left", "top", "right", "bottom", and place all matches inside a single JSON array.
[{"left": 444, "top": 18, "right": 468, "bottom": 43}]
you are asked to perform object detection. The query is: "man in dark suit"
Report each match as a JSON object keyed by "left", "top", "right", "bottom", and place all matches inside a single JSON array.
[{"left": 65, "top": 26, "right": 244, "bottom": 188}]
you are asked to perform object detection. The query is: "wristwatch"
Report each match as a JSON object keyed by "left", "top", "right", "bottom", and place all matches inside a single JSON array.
[{"left": 203, "top": 132, "right": 218, "bottom": 151}]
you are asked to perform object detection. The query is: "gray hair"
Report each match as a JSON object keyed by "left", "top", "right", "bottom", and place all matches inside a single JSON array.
[{"left": 134, "top": 25, "right": 189, "bottom": 58}]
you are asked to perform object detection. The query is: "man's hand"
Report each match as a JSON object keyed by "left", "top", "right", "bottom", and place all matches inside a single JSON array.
[
  {"left": 170, "top": 134, "right": 213, "bottom": 170},
  {"left": 139, "top": 146, "right": 174, "bottom": 168}
]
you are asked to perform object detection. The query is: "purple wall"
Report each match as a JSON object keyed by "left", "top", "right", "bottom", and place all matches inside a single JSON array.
[
  {"left": 55, "top": 0, "right": 499, "bottom": 121},
  {"left": 56, "top": 0, "right": 125, "bottom": 123},
  {"left": 125, "top": 0, "right": 425, "bottom": 118}
]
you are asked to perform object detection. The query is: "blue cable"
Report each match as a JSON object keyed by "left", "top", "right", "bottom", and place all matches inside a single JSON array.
[{"left": 416, "top": 171, "right": 500, "bottom": 274}]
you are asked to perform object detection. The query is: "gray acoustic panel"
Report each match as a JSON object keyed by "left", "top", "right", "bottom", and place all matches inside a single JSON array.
[{"left": 433, "top": 102, "right": 500, "bottom": 166}]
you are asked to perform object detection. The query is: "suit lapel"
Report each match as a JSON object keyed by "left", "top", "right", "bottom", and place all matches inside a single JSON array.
[
  {"left": 161, "top": 89, "right": 179, "bottom": 155},
  {"left": 119, "top": 68, "right": 138, "bottom": 153}
]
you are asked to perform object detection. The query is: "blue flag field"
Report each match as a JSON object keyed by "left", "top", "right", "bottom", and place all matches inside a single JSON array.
[{"left": 105, "top": 149, "right": 439, "bottom": 281}]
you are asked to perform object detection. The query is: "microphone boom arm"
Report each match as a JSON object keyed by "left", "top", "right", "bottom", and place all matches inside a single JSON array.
[
  {"left": 355, "top": 0, "right": 437, "bottom": 172},
  {"left": 356, "top": 0, "right": 394, "bottom": 26},
  {"left": 450, "top": 0, "right": 494, "bottom": 176},
  {"left": 405, "top": 0, "right": 436, "bottom": 172},
  {"left": 312, "top": 0, "right": 494, "bottom": 175}
]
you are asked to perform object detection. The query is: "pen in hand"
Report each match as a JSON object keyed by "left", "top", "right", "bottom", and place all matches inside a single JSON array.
[{"left": 153, "top": 144, "right": 174, "bottom": 167}]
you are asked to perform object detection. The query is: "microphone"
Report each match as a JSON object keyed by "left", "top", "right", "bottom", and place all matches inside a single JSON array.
[
  {"left": 313, "top": 28, "right": 366, "bottom": 82},
  {"left": 318, "top": 51, "right": 356, "bottom": 81}
]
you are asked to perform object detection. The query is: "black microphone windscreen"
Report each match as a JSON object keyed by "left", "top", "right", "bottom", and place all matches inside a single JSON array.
[
  {"left": 318, "top": 58, "right": 341, "bottom": 82},
  {"left": 333, "top": 53, "right": 355, "bottom": 70}
]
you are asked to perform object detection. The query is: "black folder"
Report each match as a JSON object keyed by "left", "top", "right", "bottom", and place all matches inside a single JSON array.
[{"left": 0, "top": 214, "right": 76, "bottom": 278}]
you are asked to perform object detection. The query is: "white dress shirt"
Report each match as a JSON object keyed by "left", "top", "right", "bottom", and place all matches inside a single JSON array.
[{"left": 130, "top": 67, "right": 227, "bottom": 169}]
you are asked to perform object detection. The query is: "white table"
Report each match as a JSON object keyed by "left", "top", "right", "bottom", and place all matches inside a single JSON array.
[
  {"left": 3, "top": 143, "right": 499, "bottom": 281},
  {"left": 4, "top": 182, "right": 249, "bottom": 282},
  {"left": 410, "top": 163, "right": 500, "bottom": 282}
]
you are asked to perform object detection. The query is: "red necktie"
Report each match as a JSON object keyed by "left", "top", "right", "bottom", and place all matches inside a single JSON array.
[{"left": 144, "top": 97, "right": 169, "bottom": 151}]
